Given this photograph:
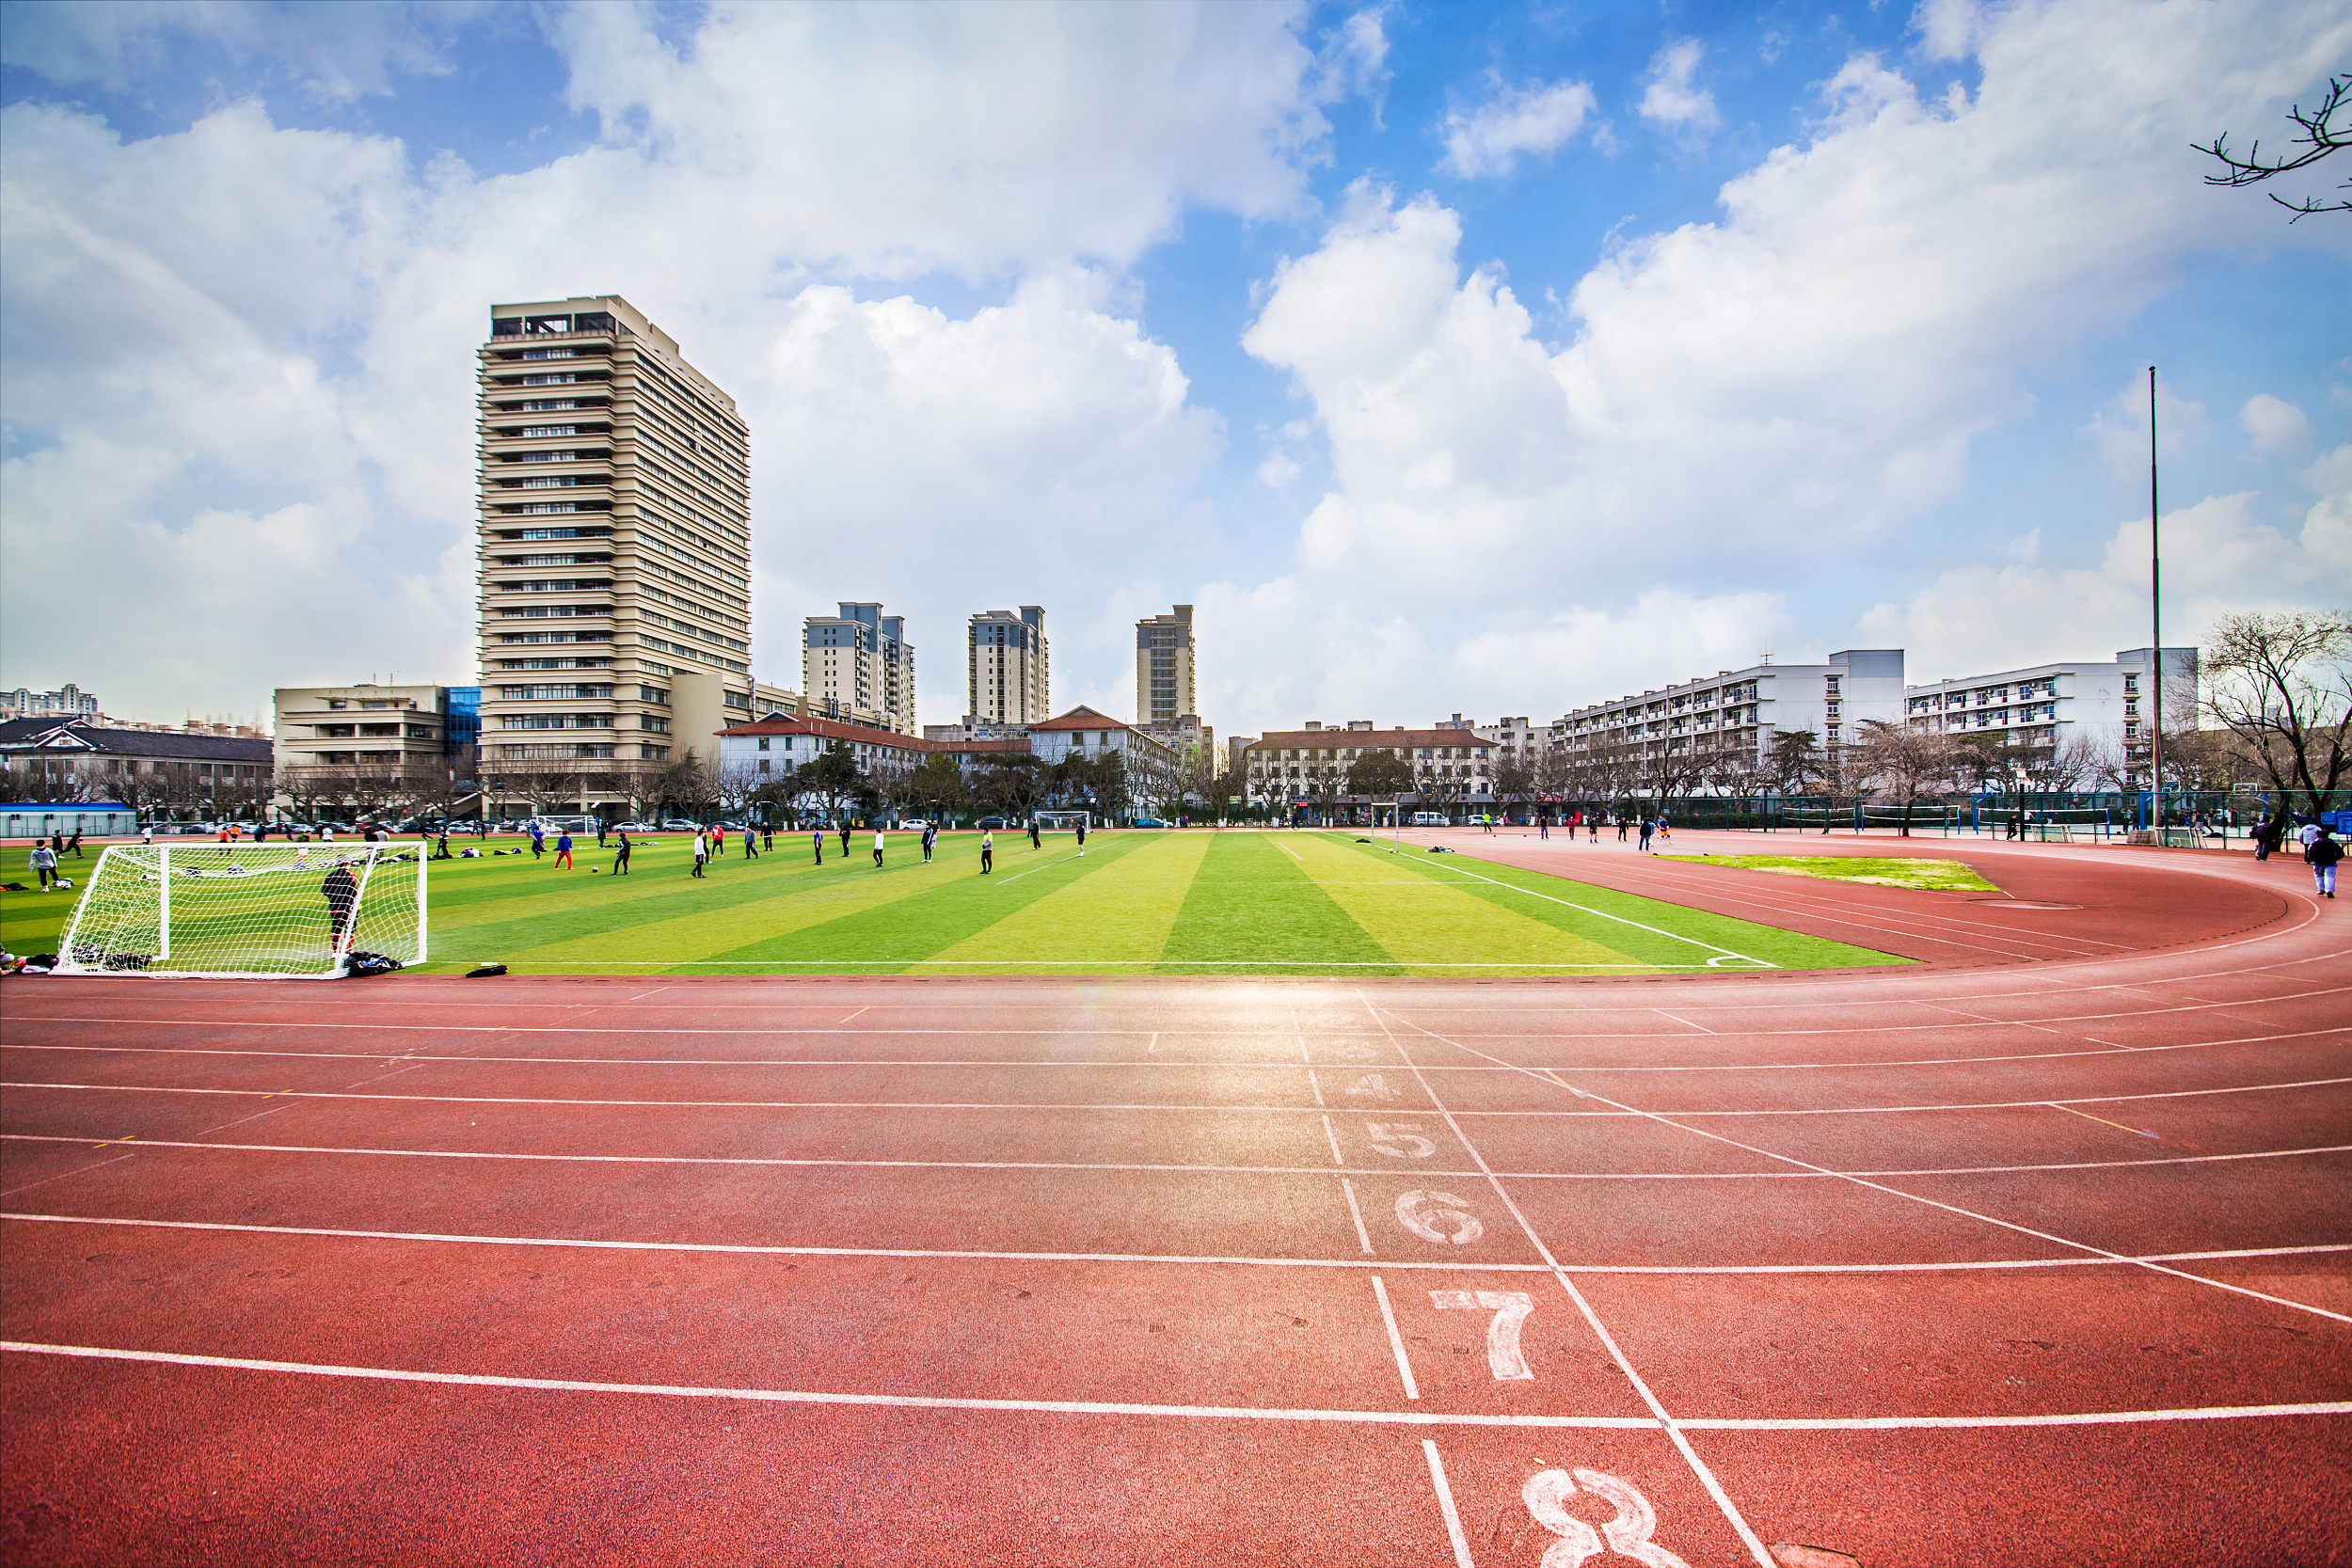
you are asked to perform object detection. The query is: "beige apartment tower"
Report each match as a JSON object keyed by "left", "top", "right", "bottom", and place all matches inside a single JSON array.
[
  {"left": 474, "top": 296, "right": 755, "bottom": 775},
  {"left": 1136, "top": 604, "right": 1196, "bottom": 726},
  {"left": 966, "top": 607, "right": 1048, "bottom": 728}
]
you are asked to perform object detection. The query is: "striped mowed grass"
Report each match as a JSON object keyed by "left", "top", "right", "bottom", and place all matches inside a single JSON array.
[{"left": 414, "top": 829, "right": 1901, "bottom": 976}]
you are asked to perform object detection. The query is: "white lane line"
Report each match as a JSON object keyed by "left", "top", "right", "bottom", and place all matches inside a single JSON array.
[
  {"left": 995, "top": 851, "right": 1087, "bottom": 885},
  {"left": 13, "top": 1077, "right": 2344, "bottom": 1117},
  {"left": 1381, "top": 1015, "right": 2352, "bottom": 1328},
  {"left": 1362, "top": 996, "right": 1779, "bottom": 1568},
  {"left": 8, "top": 1214, "right": 2343, "bottom": 1276},
  {"left": 1372, "top": 1277, "right": 1420, "bottom": 1401},
  {"left": 1341, "top": 1180, "right": 1375, "bottom": 1254},
  {"left": 28, "top": 1338, "right": 2322, "bottom": 1432},
  {"left": 1396, "top": 853, "right": 1774, "bottom": 969},
  {"left": 1307, "top": 1069, "right": 1326, "bottom": 1108},
  {"left": 841, "top": 1007, "right": 868, "bottom": 1024},
  {"left": 6, "top": 1026, "right": 2343, "bottom": 1073},
  {"left": 1655, "top": 1010, "right": 1713, "bottom": 1036},
  {"left": 9, "top": 1132, "right": 2343, "bottom": 1182},
  {"left": 1422, "top": 1440, "right": 1474, "bottom": 1568}
]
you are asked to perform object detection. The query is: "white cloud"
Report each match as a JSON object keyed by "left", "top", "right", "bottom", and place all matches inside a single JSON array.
[
  {"left": 2240, "top": 393, "right": 2313, "bottom": 453},
  {"left": 1639, "top": 40, "right": 1719, "bottom": 132},
  {"left": 0, "top": 0, "right": 485, "bottom": 101},
  {"left": 1257, "top": 452, "right": 1303, "bottom": 490},
  {"left": 1438, "top": 77, "right": 1599, "bottom": 179},
  {"left": 1912, "top": 0, "right": 1991, "bottom": 62},
  {"left": 2086, "top": 372, "right": 2209, "bottom": 487},
  {"left": 1858, "top": 489, "right": 2350, "bottom": 678}
]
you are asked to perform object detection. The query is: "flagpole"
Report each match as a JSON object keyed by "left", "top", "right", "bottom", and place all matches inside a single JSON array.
[{"left": 2149, "top": 366, "right": 2164, "bottom": 833}]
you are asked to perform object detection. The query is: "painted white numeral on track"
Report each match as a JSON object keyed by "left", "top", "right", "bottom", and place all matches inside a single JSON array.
[
  {"left": 1521, "top": 1468, "right": 1691, "bottom": 1568},
  {"left": 1346, "top": 1072, "right": 1401, "bottom": 1101},
  {"left": 1431, "top": 1289, "right": 1534, "bottom": 1380},
  {"left": 1329, "top": 1043, "right": 1380, "bottom": 1061},
  {"left": 1395, "top": 1190, "right": 1483, "bottom": 1245},
  {"left": 1367, "top": 1122, "right": 1436, "bottom": 1159}
]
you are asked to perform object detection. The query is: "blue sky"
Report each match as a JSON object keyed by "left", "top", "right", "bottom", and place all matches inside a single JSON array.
[{"left": 1, "top": 0, "right": 2344, "bottom": 736}]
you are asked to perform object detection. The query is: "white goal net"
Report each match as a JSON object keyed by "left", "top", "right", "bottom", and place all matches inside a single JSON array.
[{"left": 56, "top": 843, "right": 427, "bottom": 978}]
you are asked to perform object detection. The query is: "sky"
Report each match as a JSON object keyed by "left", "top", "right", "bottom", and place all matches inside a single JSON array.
[{"left": 1, "top": 0, "right": 2346, "bottom": 741}]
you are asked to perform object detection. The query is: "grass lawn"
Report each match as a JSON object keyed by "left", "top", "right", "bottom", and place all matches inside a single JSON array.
[
  {"left": 1659, "top": 853, "right": 2000, "bottom": 893},
  {"left": 4, "top": 830, "right": 1910, "bottom": 977}
]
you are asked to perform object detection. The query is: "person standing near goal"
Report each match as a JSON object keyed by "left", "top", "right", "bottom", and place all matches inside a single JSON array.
[
  {"left": 322, "top": 862, "right": 359, "bottom": 955},
  {"left": 30, "top": 841, "right": 59, "bottom": 891}
]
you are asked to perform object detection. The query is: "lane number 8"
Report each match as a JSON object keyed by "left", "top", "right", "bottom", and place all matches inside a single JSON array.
[{"left": 1520, "top": 1468, "right": 1692, "bottom": 1568}]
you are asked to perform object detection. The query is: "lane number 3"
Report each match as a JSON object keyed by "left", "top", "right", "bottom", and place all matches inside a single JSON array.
[
  {"left": 1367, "top": 1121, "right": 1435, "bottom": 1158},
  {"left": 1430, "top": 1289, "right": 1534, "bottom": 1380},
  {"left": 1520, "top": 1468, "right": 1692, "bottom": 1568}
]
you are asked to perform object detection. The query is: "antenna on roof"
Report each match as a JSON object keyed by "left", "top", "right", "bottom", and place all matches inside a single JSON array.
[{"left": 1758, "top": 651, "right": 1773, "bottom": 666}]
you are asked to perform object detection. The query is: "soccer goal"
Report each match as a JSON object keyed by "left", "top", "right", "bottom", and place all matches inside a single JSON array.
[{"left": 55, "top": 843, "right": 426, "bottom": 978}]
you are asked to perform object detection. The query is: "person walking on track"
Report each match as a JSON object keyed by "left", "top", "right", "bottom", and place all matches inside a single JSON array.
[
  {"left": 980, "top": 830, "right": 993, "bottom": 874},
  {"left": 2307, "top": 826, "right": 2341, "bottom": 900},
  {"left": 691, "top": 831, "right": 708, "bottom": 879},
  {"left": 555, "top": 830, "right": 573, "bottom": 869},
  {"left": 1638, "top": 818, "right": 1656, "bottom": 853}
]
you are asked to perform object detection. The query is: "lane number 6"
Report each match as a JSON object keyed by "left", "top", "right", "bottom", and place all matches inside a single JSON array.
[{"left": 1394, "top": 1190, "right": 1483, "bottom": 1245}]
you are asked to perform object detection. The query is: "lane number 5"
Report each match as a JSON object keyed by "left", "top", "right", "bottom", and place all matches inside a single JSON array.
[
  {"left": 1520, "top": 1468, "right": 1692, "bottom": 1568},
  {"left": 1367, "top": 1122, "right": 1435, "bottom": 1158},
  {"left": 1430, "top": 1289, "right": 1534, "bottom": 1380}
]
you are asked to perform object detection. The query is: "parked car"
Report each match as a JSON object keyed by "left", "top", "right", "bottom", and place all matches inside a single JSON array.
[
  {"left": 660, "top": 819, "right": 701, "bottom": 832},
  {"left": 612, "top": 821, "right": 659, "bottom": 833},
  {"left": 976, "top": 816, "right": 1006, "bottom": 830},
  {"left": 1131, "top": 817, "right": 1169, "bottom": 829}
]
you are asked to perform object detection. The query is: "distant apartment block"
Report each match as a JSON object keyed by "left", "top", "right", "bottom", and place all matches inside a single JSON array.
[
  {"left": 1239, "top": 721, "right": 1495, "bottom": 811},
  {"left": 1904, "top": 647, "right": 2197, "bottom": 768},
  {"left": 1549, "top": 651, "right": 1906, "bottom": 770},
  {"left": 475, "top": 294, "right": 755, "bottom": 767},
  {"left": 804, "top": 602, "right": 915, "bottom": 735},
  {"left": 273, "top": 683, "right": 451, "bottom": 771},
  {"left": 0, "top": 684, "right": 99, "bottom": 721},
  {"left": 968, "top": 607, "right": 1048, "bottom": 727},
  {"left": 1135, "top": 605, "right": 1196, "bottom": 726}
]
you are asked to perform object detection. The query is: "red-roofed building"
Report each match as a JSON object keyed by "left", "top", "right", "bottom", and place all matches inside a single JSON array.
[
  {"left": 1239, "top": 721, "right": 1495, "bottom": 819},
  {"left": 1023, "top": 706, "right": 1177, "bottom": 770}
]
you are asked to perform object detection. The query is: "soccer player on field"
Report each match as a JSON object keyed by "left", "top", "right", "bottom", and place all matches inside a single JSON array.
[
  {"left": 321, "top": 863, "right": 358, "bottom": 954},
  {"left": 691, "top": 832, "right": 708, "bottom": 879},
  {"left": 980, "top": 831, "right": 993, "bottom": 874},
  {"left": 743, "top": 826, "right": 757, "bottom": 860},
  {"left": 555, "top": 831, "right": 573, "bottom": 869},
  {"left": 872, "top": 828, "right": 885, "bottom": 868},
  {"left": 812, "top": 829, "right": 824, "bottom": 864},
  {"left": 613, "top": 830, "right": 631, "bottom": 877}
]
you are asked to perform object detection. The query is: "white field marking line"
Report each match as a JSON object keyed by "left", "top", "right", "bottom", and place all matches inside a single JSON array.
[
  {"left": 11, "top": 1133, "right": 2345, "bottom": 1183},
  {"left": 1361, "top": 995, "right": 1779, "bottom": 1568},
  {"left": 1341, "top": 1180, "right": 1375, "bottom": 1253},
  {"left": 9, "top": 1214, "right": 2344, "bottom": 1277},
  {"left": 1422, "top": 1441, "right": 1474, "bottom": 1568},
  {"left": 16, "top": 1078, "right": 2344, "bottom": 1118},
  {"left": 994, "top": 850, "right": 1087, "bottom": 885},
  {"left": 1380, "top": 1013, "right": 2352, "bottom": 1329},
  {"left": 841, "top": 1007, "right": 868, "bottom": 1023},
  {"left": 1372, "top": 1277, "right": 1421, "bottom": 1400},
  {"left": 0, "top": 1151, "right": 138, "bottom": 1200},
  {"left": 1274, "top": 838, "right": 1306, "bottom": 862},
  {"left": 24, "top": 1339, "right": 2328, "bottom": 1433},
  {"left": 1654, "top": 1010, "right": 1712, "bottom": 1035},
  {"left": 8, "top": 1022, "right": 2343, "bottom": 1075},
  {"left": 1307, "top": 1069, "right": 1326, "bottom": 1107},
  {"left": 1370, "top": 847, "right": 1774, "bottom": 970},
  {"left": 1919, "top": 1000, "right": 2067, "bottom": 1038}
]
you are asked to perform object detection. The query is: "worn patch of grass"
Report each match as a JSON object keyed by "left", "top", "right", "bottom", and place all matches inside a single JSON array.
[{"left": 1659, "top": 854, "right": 2000, "bottom": 893}]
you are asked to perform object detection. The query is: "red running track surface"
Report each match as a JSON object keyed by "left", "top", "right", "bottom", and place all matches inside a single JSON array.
[{"left": 2, "top": 832, "right": 2346, "bottom": 1566}]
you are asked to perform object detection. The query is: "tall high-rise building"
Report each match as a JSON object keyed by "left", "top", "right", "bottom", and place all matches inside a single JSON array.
[
  {"left": 1136, "top": 604, "right": 1195, "bottom": 725},
  {"left": 967, "top": 607, "right": 1048, "bottom": 727},
  {"left": 475, "top": 296, "right": 754, "bottom": 770},
  {"left": 803, "top": 602, "right": 916, "bottom": 735}
]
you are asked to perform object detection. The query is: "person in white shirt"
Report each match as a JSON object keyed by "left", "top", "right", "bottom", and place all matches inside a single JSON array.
[{"left": 872, "top": 828, "right": 885, "bottom": 868}]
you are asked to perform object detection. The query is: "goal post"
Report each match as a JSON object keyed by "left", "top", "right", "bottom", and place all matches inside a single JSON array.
[{"left": 55, "top": 843, "right": 427, "bottom": 978}]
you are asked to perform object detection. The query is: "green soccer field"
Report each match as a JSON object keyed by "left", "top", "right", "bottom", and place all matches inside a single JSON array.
[{"left": 383, "top": 829, "right": 1903, "bottom": 976}]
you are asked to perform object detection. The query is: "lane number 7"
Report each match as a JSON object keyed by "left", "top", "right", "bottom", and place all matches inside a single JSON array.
[
  {"left": 1367, "top": 1121, "right": 1435, "bottom": 1158},
  {"left": 1430, "top": 1289, "right": 1534, "bottom": 1380}
]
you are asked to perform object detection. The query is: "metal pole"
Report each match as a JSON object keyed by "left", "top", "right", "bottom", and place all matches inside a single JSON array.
[
  {"left": 2150, "top": 365, "right": 2165, "bottom": 833},
  {"left": 157, "top": 844, "right": 171, "bottom": 959}
]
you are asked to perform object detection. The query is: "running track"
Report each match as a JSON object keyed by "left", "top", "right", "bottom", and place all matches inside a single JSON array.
[{"left": 2, "top": 832, "right": 2345, "bottom": 1565}]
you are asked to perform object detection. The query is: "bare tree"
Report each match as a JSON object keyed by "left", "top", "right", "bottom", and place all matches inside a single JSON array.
[
  {"left": 1347, "top": 748, "right": 1415, "bottom": 829},
  {"left": 1847, "top": 720, "right": 1959, "bottom": 835},
  {"left": 2202, "top": 610, "right": 2351, "bottom": 821},
  {"left": 2197, "top": 74, "right": 2350, "bottom": 221},
  {"left": 1491, "top": 756, "right": 1536, "bottom": 823}
]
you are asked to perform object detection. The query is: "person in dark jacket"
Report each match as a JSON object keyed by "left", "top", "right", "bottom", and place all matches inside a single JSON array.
[
  {"left": 322, "top": 863, "right": 359, "bottom": 953},
  {"left": 2307, "top": 826, "right": 2341, "bottom": 899}
]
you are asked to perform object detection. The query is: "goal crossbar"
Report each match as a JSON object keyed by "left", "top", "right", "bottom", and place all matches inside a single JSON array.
[{"left": 55, "top": 843, "right": 427, "bottom": 979}]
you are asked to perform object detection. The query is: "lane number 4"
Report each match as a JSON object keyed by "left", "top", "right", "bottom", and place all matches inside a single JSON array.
[
  {"left": 1521, "top": 1468, "right": 1692, "bottom": 1568},
  {"left": 1430, "top": 1289, "right": 1534, "bottom": 1380},
  {"left": 1366, "top": 1121, "right": 1435, "bottom": 1158}
]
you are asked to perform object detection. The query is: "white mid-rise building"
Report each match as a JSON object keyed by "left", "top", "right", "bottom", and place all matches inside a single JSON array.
[
  {"left": 968, "top": 607, "right": 1048, "bottom": 727},
  {"left": 1904, "top": 646, "right": 2197, "bottom": 773},
  {"left": 1549, "top": 650, "right": 1905, "bottom": 773}
]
